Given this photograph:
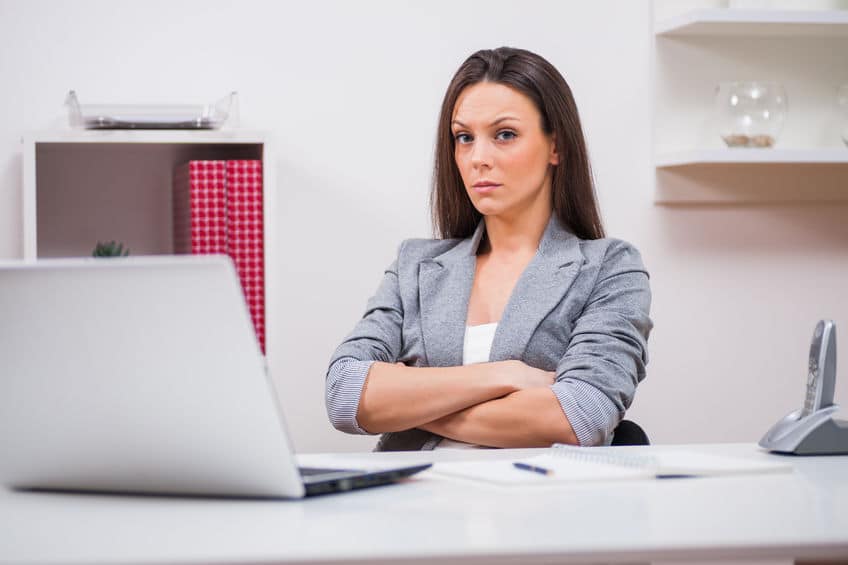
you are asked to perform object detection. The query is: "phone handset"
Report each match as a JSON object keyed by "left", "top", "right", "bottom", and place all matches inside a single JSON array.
[
  {"left": 801, "top": 320, "right": 836, "bottom": 418},
  {"left": 760, "top": 320, "right": 847, "bottom": 454}
]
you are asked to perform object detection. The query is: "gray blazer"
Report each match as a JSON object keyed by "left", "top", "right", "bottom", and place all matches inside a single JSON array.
[{"left": 326, "top": 215, "right": 652, "bottom": 451}]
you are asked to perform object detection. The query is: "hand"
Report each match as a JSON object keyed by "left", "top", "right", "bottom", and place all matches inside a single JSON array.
[{"left": 492, "top": 360, "right": 556, "bottom": 391}]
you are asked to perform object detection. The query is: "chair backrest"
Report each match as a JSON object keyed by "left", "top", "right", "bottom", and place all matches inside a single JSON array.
[{"left": 611, "top": 419, "right": 650, "bottom": 446}]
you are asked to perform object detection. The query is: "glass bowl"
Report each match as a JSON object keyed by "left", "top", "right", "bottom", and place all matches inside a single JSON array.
[{"left": 715, "top": 82, "right": 787, "bottom": 148}]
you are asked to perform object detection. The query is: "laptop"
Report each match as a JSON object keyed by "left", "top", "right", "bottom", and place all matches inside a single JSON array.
[{"left": 0, "top": 255, "right": 430, "bottom": 498}]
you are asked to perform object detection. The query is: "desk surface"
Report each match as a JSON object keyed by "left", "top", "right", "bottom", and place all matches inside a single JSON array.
[{"left": 1, "top": 443, "right": 846, "bottom": 565}]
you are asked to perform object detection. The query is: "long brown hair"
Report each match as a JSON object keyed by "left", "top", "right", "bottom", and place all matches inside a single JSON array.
[{"left": 431, "top": 47, "right": 605, "bottom": 240}]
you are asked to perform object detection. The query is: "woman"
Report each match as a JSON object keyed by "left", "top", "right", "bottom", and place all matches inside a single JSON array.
[{"left": 325, "top": 47, "right": 652, "bottom": 451}]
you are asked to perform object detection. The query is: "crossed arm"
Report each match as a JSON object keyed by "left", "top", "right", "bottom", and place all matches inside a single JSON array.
[
  {"left": 355, "top": 360, "right": 578, "bottom": 448},
  {"left": 419, "top": 388, "right": 578, "bottom": 447}
]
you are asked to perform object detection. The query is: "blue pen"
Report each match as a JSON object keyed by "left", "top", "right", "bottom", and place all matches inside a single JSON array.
[{"left": 513, "top": 461, "right": 553, "bottom": 476}]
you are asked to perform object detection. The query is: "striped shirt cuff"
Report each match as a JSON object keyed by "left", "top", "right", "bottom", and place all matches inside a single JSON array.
[
  {"left": 325, "top": 358, "right": 377, "bottom": 435},
  {"left": 551, "top": 379, "right": 620, "bottom": 446}
]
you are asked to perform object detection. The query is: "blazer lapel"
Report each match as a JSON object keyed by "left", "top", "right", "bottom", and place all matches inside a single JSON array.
[
  {"left": 418, "top": 215, "right": 585, "bottom": 367},
  {"left": 417, "top": 221, "right": 485, "bottom": 367},
  {"left": 488, "top": 216, "right": 585, "bottom": 362}
]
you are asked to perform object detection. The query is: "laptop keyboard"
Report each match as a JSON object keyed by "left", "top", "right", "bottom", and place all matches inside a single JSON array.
[{"left": 299, "top": 467, "right": 352, "bottom": 477}]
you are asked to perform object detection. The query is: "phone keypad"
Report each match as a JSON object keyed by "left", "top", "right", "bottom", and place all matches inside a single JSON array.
[{"left": 804, "top": 370, "right": 818, "bottom": 415}]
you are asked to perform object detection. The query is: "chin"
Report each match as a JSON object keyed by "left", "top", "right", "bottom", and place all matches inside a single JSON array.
[
  {"left": 473, "top": 206, "right": 501, "bottom": 218},
  {"left": 470, "top": 198, "right": 504, "bottom": 216},
  {"left": 475, "top": 203, "right": 517, "bottom": 219}
]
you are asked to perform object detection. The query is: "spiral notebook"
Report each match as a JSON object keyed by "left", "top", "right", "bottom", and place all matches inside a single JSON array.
[{"left": 432, "top": 445, "right": 792, "bottom": 485}]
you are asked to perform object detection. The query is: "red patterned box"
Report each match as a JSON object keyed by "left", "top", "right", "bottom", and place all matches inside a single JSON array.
[
  {"left": 226, "top": 160, "right": 265, "bottom": 353},
  {"left": 173, "top": 161, "right": 228, "bottom": 255},
  {"left": 173, "top": 159, "right": 265, "bottom": 354}
]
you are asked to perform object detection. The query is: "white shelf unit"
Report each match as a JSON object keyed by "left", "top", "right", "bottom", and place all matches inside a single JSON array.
[
  {"left": 21, "top": 129, "right": 272, "bottom": 259},
  {"left": 656, "top": 9, "right": 848, "bottom": 36},
  {"left": 655, "top": 148, "right": 848, "bottom": 167},
  {"left": 20, "top": 128, "right": 276, "bottom": 349},
  {"left": 652, "top": 5, "right": 848, "bottom": 203}
]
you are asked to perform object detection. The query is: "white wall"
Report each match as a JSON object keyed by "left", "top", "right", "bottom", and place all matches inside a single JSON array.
[{"left": 1, "top": 0, "right": 846, "bottom": 452}]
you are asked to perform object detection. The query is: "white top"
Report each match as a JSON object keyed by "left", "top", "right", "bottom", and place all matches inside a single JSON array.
[
  {"left": 461, "top": 322, "right": 498, "bottom": 365},
  {"left": 435, "top": 322, "right": 498, "bottom": 450}
]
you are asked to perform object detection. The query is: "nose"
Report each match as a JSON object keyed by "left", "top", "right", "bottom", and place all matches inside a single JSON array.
[{"left": 470, "top": 138, "right": 493, "bottom": 170}]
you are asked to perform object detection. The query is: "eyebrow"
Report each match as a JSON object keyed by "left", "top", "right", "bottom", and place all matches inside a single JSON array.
[{"left": 451, "top": 116, "right": 521, "bottom": 128}]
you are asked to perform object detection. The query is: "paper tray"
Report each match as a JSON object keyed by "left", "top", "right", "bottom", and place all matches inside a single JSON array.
[{"left": 65, "top": 90, "right": 238, "bottom": 130}]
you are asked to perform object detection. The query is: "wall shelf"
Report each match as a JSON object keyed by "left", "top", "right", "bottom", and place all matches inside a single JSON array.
[
  {"left": 651, "top": 2, "right": 848, "bottom": 203},
  {"left": 655, "top": 148, "right": 848, "bottom": 168},
  {"left": 655, "top": 9, "right": 848, "bottom": 37},
  {"left": 21, "top": 129, "right": 273, "bottom": 260},
  {"left": 21, "top": 129, "right": 269, "bottom": 145}
]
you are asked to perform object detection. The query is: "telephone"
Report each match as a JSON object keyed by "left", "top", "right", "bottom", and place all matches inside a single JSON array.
[
  {"left": 801, "top": 320, "right": 836, "bottom": 418},
  {"left": 759, "top": 320, "right": 848, "bottom": 455}
]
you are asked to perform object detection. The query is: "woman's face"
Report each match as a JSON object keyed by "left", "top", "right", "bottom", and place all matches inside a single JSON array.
[{"left": 451, "top": 81, "right": 558, "bottom": 221}]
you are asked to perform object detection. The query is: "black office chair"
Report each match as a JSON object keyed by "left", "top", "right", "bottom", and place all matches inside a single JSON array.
[{"left": 610, "top": 419, "right": 650, "bottom": 446}]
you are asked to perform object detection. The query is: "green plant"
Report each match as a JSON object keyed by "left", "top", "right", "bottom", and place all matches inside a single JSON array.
[{"left": 92, "top": 241, "right": 130, "bottom": 257}]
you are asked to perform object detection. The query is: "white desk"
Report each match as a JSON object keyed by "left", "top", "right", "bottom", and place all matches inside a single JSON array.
[{"left": 1, "top": 443, "right": 846, "bottom": 565}]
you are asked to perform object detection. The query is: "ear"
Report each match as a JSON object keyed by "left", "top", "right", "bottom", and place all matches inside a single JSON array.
[{"left": 548, "top": 136, "right": 560, "bottom": 166}]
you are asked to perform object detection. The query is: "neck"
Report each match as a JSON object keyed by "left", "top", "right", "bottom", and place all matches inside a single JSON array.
[{"left": 479, "top": 207, "right": 551, "bottom": 257}]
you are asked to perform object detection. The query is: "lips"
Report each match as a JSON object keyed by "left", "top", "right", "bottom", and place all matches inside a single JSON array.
[{"left": 472, "top": 181, "right": 501, "bottom": 194}]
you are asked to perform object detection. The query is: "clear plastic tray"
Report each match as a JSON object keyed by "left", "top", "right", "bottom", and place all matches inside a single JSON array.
[{"left": 65, "top": 91, "right": 238, "bottom": 130}]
